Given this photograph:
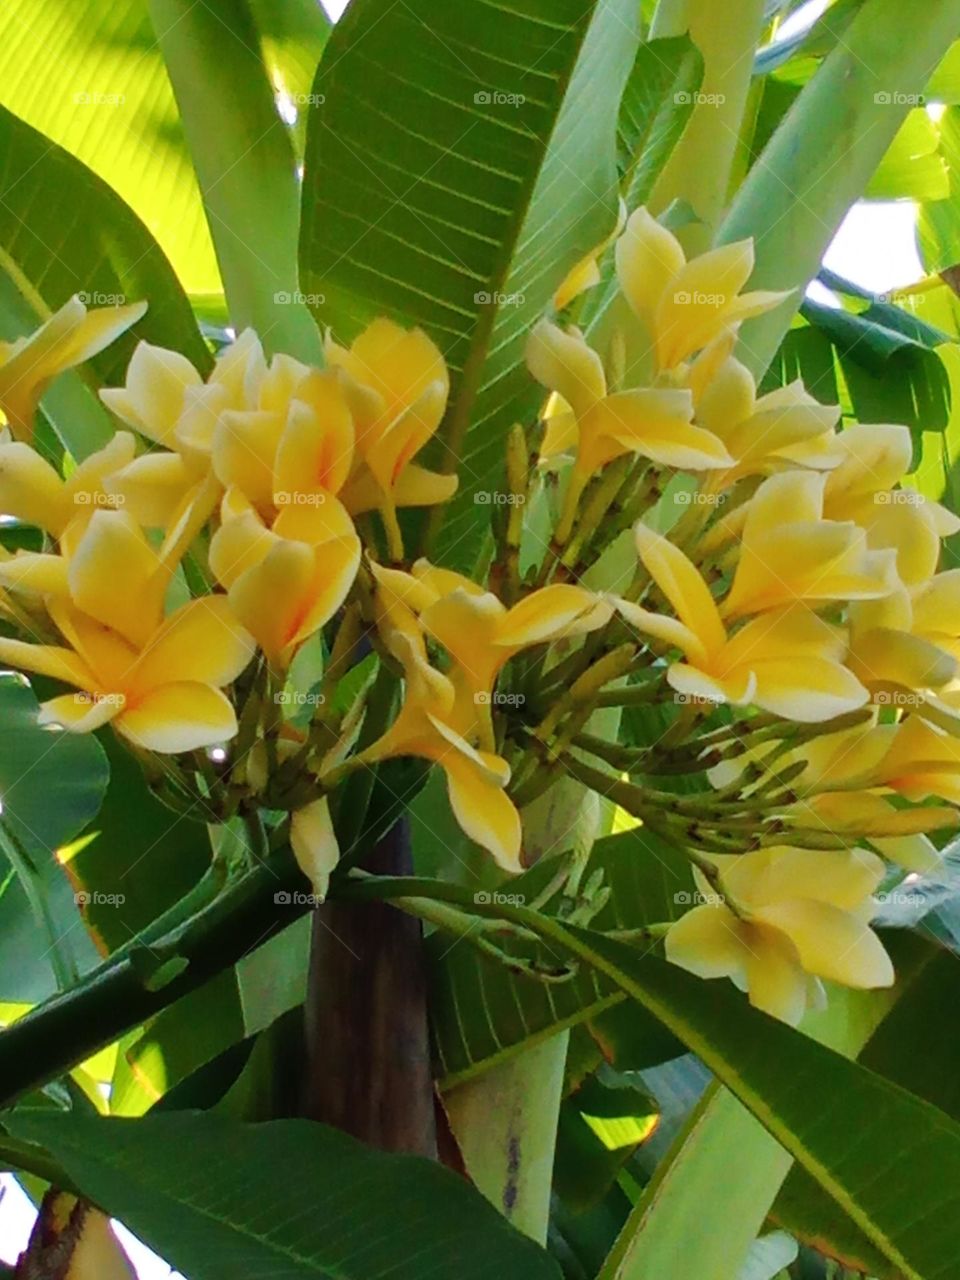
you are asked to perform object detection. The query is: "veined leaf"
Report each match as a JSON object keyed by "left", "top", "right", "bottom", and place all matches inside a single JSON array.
[
  {"left": 0, "top": 106, "right": 210, "bottom": 456},
  {"left": 0, "top": 0, "right": 219, "bottom": 295},
  {"left": 0, "top": 675, "right": 108, "bottom": 1001},
  {"left": 560, "top": 926, "right": 960, "bottom": 1280},
  {"left": 8, "top": 1111, "right": 564, "bottom": 1280},
  {"left": 430, "top": 827, "right": 692, "bottom": 1087},
  {"left": 299, "top": 0, "right": 639, "bottom": 569},
  {"left": 148, "top": 0, "right": 320, "bottom": 359},
  {"left": 720, "top": 0, "right": 960, "bottom": 378}
]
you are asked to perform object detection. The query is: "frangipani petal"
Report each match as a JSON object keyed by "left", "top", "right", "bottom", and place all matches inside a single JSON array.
[
  {"left": 442, "top": 750, "right": 522, "bottom": 873},
  {"left": 132, "top": 597, "right": 254, "bottom": 692},
  {"left": 117, "top": 681, "right": 238, "bottom": 753},
  {"left": 634, "top": 523, "right": 727, "bottom": 657},
  {"left": 291, "top": 797, "right": 340, "bottom": 900},
  {"left": 525, "top": 319, "right": 606, "bottom": 419}
]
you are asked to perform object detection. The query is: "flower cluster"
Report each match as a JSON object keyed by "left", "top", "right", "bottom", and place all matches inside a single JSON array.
[{"left": 1, "top": 206, "right": 959, "bottom": 1026}]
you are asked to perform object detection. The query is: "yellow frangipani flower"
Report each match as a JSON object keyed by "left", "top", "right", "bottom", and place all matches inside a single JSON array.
[
  {"left": 614, "top": 208, "right": 790, "bottom": 373},
  {"left": 325, "top": 318, "right": 457, "bottom": 510},
  {"left": 614, "top": 524, "right": 869, "bottom": 721},
  {"left": 771, "top": 717, "right": 956, "bottom": 869},
  {"left": 552, "top": 199, "right": 627, "bottom": 311},
  {"left": 209, "top": 496, "right": 360, "bottom": 669},
  {"left": 0, "top": 430, "right": 136, "bottom": 552},
  {"left": 359, "top": 592, "right": 522, "bottom": 871},
  {"left": 846, "top": 585, "right": 957, "bottom": 698},
  {"left": 212, "top": 367, "right": 355, "bottom": 520},
  {"left": 372, "top": 559, "right": 611, "bottom": 745},
  {"left": 0, "top": 296, "right": 146, "bottom": 442},
  {"left": 666, "top": 846, "right": 893, "bottom": 1024},
  {"left": 822, "top": 423, "right": 960, "bottom": 585},
  {"left": 721, "top": 471, "right": 898, "bottom": 620},
  {"left": 693, "top": 354, "right": 843, "bottom": 483},
  {"left": 526, "top": 319, "right": 732, "bottom": 476},
  {"left": 0, "top": 510, "right": 253, "bottom": 751}
]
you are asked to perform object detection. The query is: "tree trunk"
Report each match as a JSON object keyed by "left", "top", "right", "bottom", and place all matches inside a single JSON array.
[{"left": 300, "top": 817, "right": 437, "bottom": 1157}]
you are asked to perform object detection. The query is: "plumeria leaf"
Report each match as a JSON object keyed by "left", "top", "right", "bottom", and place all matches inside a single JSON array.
[
  {"left": 299, "top": 0, "right": 640, "bottom": 569},
  {"left": 7, "top": 1111, "right": 564, "bottom": 1280},
  {"left": 431, "top": 827, "right": 693, "bottom": 1087}
]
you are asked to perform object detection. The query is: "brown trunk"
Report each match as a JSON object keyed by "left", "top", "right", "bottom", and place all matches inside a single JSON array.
[{"left": 300, "top": 817, "right": 437, "bottom": 1157}]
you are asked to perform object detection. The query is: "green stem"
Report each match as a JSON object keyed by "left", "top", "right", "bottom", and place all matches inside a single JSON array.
[{"left": 648, "top": 0, "right": 767, "bottom": 250}]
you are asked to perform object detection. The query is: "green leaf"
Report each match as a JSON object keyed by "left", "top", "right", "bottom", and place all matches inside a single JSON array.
[
  {"left": 8, "top": 1111, "right": 564, "bottom": 1280},
  {"left": 772, "top": 937, "right": 960, "bottom": 1277},
  {"left": 0, "top": 105, "right": 210, "bottom": 455},
  {"left": 0, "top": 675, "right": 108, "bottom": 999},
  {"left": 799, "top": 297, "right": 953, "bottom": 433},
  {"left": 299, "top": 0, "right": 639, "bottom": 569},
  {"left": 920, "top": 105, "right": 960, "bottom": 273},
  {"left": 148, "top": 0, "right": 320, "bottom": 359},
  {"left": 867, "top": 109, "right": 950, "bottom": 201},
  {"left": 0, "top": 0, "right": 220, "bottom": 295},
  {"left": 720, "top": 0, "right": 960, "bottom": 378},
  {"left": 431, "top": 827, "right": 692, "bottom": 1087},
  {"left": 558, "top": 926, "right": 960, "bottom": 1280},
  {"left": 617, "top": 38, "right": 703, "bottom": 206}
]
